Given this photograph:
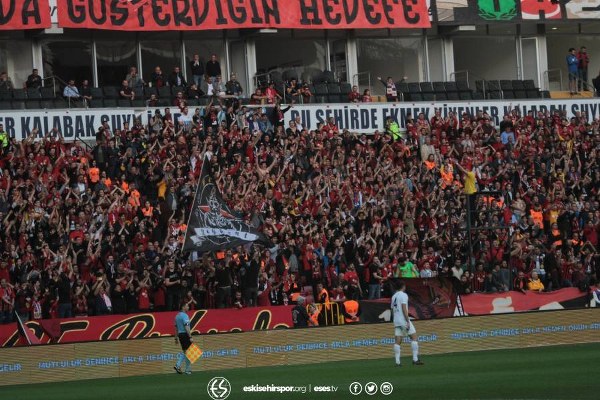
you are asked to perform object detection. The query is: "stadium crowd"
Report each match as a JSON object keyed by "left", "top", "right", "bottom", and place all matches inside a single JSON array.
[{"left": 1, "top": 64, "right": 600, "bottom": 323}]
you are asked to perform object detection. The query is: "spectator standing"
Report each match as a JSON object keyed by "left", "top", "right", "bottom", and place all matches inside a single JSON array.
[
  {"left": 577, "top": 46, "right": 589, "bottom": 92},
  {"left": 119, "top": 80, "right": 135, "bottom": 101},
  {"left": 26, "top": 68, "right": 43, "bottom": 89},
  {"left": 291, "top": 296, "right": 313, "bottom": 328},
  {"left": 205, "top": 54, "right": 221, "bottom": 83},
  {"left": 80, "top": 79, "right": 93, "bottom": 104},
  {"left": 165, "top": 260, "right": 182, "bottom": 311},
  {"left": 0, "top": 71, "right": 13, "bottom": 90},
  {"left": 150, "top": 66, "right": 166, "bottom": 88},
  {"left": 593, "top": 70, "right": 600, "bottom": 96},
  {"left": 57, "top": 271, "right": 73, "bottom": 318},
  {"left": 225, "top": 73, "right": 243, "bottom": 97},
  {"left": 567, "top": 48, "right": 579, "bottom": 94},
  {"left": 377, "top": 76, "right": 399, "bottom": 102},
  {"left": 362, "top": 89, "right": 372, "bottom": 102},
  {"left": 190, "top": 54, "right": 204, "bottom": 87},
  {"left": 126, "top": 67, "right": 144, "bottom": 89},
  {"left": 0, "top": 123, "right": 8, "bottom": 155},
  {"left": 215, "top": 261, "right": 232, "bottom": 308},
  {"left": 169, "top": 66, "right": 186, "bottom": 87},
  {"left": 0, "top": 278, "right": 14, "bottom": 324}
]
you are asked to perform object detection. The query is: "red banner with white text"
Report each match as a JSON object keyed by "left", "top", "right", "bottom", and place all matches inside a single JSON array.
[
  {"left": 461, "top": 288, "right": 590, "bottom": 315},
  {"left": 0, "top": 305, "right": 294, "bottom": 348},
  {"left": 0, "top": 0, "right": 51, "bottom": 30},
  {"left": 57, "top": 0, "right": 430, "bottom": 31}
]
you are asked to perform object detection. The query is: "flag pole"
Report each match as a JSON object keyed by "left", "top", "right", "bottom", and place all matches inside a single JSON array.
[{"left": 181, "top": 154, "right": 208, "bottom": 256}]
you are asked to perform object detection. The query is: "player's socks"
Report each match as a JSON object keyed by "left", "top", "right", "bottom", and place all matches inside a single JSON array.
[
  {"left": 394, "top": 344, "right": 401, "bottom": 365},
  {"left": 411, "top": 341, "right": 419, "bottom": 362},
  {"left": 184, "top": 357, "right": 191, "bottom": 373},
  {"left": 175, "top": 352, "right": 185, "bottom": 369}
]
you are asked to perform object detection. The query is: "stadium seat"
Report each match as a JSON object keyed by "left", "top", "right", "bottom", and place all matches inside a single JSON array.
[
  {"left": 198, "top": 97, "right": 210, "bottom": 106},
  {"left": 435, "top": 93, "right": 448, "bottom": 101},
  {"left": 53, "top": 98, "right": 67, "bottom": 109},
  {"left": 11, "top": 101, "right": 25, "bottom": 109},
  {"left": 103, "top": 86, "right": 119, "bottom": 99},
  {"left": 103, "top": 99, "right": 118, "bottom": 108},
  {"left": 396, "top": 82, "right": 409, "bottom": 95},
  {"left": 444, "top": 82, "right": 458, "bottom": 92},
  {"left": 340, "top": 82, "right": 352, "bottom": 95},
  {"left": 90, "top": 87, "right": 104, "bottom": 99},
  {"left": 407, "top": 83, "right": 421, "bottom": 93},
  {"left": 526, "top": 89, "right": 541, "bottom": 99},
  {"left": 511, "top": 80, "right": 525, "bottom": 90},
  {"left": 409, "top": 93, "right": 423, "bottom": 102},
  {"left": 12, "top": 89, "right": 27, "bottom": 100},
  {"left": 459, "top": 92, "right": 473, "bottom": 100},
  {"left": 500, "top": 80, "right": 512, "bottom": 91},
  {"left": 327, "top": 94, "right": 343, "bottom": 103},
  {"left": 447, "top": 92, "right": 460, "bottom": 101},
  {"left": 133, "top": 88, "right": 144, "bottom": 99},
  {"left": 26, "top": 88, "right": 41, "bottom": 100},
  {"left": 486, "top": 80, "right": 501, "bottom": 91},
  {"left": 433, "top": 82, "right": 446, "bottom": 92},
  {"left": 158, "top": 86, "right": 171, "bottom": 99},
  {"left": 420, "top": 82, "right": 434, "bottom": 93},
  {"left": 456, "top": 80, "right": 470, "bottom": 92},
  {"left": 40, "top": 87, "right": 55, "bottom": 100},
  {"left": 313, "top": 83, "right": 328, "bottom": 95},
  {"left": 157, "top": 98, "right": 170, "bottom": 107},
  {"left": 488, "top": 91, "right": 502, "bottom": 99},
  {"left": 0, "top": 100, "right": 11, "bottom": 109},
  {"left": 475, "top": 80, "right": 485, "bottom": 92},
  {"left": 144, "top": 87, "right": 158, "bottom": 99},
  {"left": 473, "top": 92, "right": 485, "bottom": 100},
  {"left": 89, "top": 99, "right": 104, "bottom": 108},
  {"left": 523, "top": 79, "right": 536, "bottom": 90},
  {"left": 0, "top": 89, "right": 11, "bottom": 100},
  {"left": 171, "top": 86, "right": 185, "bottom": 96},
  {"left": 40, "top": 100, "right": 53, "bottom": 109},
  {"left": 117, "top": 99, "right": 132, "bottom": 107},
  {"left": 502, "top": 91, "right": 515, "bottom": 99},
  {"left": 540, "top": 90, "right": 550, "bottom": 99},
  {"left": 132, "top": 99, "right": 146, "bottom": 108},
  {"left": 327, "top": 83, "right": 341, "bottom": 95},
  {"left": 422, "top": 93, "right": 435, "bottom": 101},
  {"left": 514, "top": 90, "right": 527, "bottom": 99}
]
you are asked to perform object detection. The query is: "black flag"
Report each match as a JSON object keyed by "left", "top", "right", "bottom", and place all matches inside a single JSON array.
[{"left": 182, "top": 158, "right": 272, "bottom": 253}]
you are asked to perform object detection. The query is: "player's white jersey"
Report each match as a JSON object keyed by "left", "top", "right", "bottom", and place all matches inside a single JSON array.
[{"left": 391, "top": 290, "right": 409, "bottom": 327}]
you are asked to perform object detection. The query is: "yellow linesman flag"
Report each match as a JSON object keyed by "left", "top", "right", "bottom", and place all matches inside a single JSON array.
[{"left": 186, "top": 343, "right": 203, "bottom": 364}]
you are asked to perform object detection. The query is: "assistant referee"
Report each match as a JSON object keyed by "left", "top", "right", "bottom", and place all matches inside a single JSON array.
[{"left": 174, "top": 302, "right": 193, "bottom": 375}]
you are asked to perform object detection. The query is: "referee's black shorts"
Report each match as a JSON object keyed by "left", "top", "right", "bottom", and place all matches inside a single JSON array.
[{"left": 178, "top": 333, "right": 192, "bottom": 352}]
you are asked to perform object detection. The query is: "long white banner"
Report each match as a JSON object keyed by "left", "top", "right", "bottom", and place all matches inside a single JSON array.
[{"left": 1, "top": 98, "right": 600, "bottom": 141}]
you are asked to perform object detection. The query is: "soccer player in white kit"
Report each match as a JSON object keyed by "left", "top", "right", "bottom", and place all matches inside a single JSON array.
[{"left": 391, "top": 280, "right": 424, "bottom": 366}]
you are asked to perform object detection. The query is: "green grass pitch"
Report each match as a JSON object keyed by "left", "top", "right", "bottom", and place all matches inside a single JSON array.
[{"left": 1, "top": 343, "right": 597, "bottom": 400}]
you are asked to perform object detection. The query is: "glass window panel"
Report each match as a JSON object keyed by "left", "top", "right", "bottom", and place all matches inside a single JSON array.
[
  {"left": 357, "top": 38, "right": 423, "bottom": 95},
  {"left": 183, "top": 38, "right": 224, "bottom": 83},
  {"left": 453, "top": 37, "right": 518, "bottom": 84},
  {"left": 141, "top": 33, "right": 181, "bottom": 85},
  {"left": 0, "top": 40, "right": 33, "bottom": 88},
  {"left": 255, "top": 38, "right": 327, "bottom": 85},
  {"left": 41, "top": 40, "right": 93, "bottom": 84},
  {"left": 96, "top": 41, "right": 137, "bottom": 86}
]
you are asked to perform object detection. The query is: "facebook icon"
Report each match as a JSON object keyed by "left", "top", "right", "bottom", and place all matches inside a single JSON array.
[{"left": 349, "top": 382, "right": 363, "bottom": 395}]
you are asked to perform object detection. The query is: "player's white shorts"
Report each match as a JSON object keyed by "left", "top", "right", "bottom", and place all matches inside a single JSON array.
[{"left": 394, "top": 322, "right": 416, "bottom": 337}]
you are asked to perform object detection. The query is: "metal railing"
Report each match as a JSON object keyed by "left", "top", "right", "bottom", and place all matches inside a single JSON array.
[
  {"left": 544, "top": 69, "right": 563, "bottom": 91},
  {"left": 352, "top": 71, "right": 371, "bottom": 96},
  {"left": 42, "top": 75, "right": 89, "bottom": 109},
  {"left": 253, "top": 72, "right": 271, "bottom": 89},
  {"left": 450, "top": 70, "right": 490, "bottom": 99}
]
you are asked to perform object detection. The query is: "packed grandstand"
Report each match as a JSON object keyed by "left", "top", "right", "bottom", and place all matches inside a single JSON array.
[
  {"left": 1, "top": 70, "right": 599, "bottom": 322},
  {"left": 1, "top": 0, "right": 600, "bottom": 327}
]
